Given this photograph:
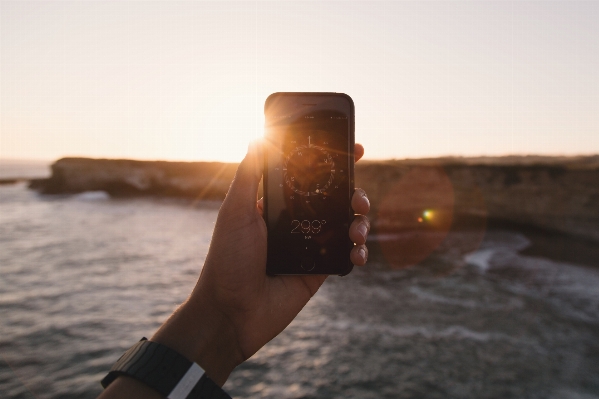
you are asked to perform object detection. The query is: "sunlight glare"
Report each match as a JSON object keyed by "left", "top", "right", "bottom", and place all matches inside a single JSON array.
[{"left": 172, "top": 94, "right": 264, "bottom": 163}]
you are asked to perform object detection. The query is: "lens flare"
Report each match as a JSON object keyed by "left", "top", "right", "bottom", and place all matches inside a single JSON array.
[{"left": 376, "top": 166, "right": 454, "bottom": 269}]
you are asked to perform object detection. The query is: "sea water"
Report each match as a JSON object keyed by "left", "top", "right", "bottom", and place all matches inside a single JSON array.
[{"left": 1, "top": 179, "right": 599, "bottom": 398}]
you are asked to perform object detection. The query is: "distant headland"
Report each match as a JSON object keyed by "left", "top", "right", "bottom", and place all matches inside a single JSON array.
[
  {"left": 28, "top": 156, "right": 599, "bottom": 243},
  {"left": 29, "top": 158, "right": 239, "bottom": 200}
]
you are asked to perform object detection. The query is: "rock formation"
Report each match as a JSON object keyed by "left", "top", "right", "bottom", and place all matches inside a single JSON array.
[
  {"left": 29, "top": 158, "right": 239, "bottom": 200},
  {"left": 356, "top": 156, "right": 599, "bottom": 243},
  {"left": 29, "top": 156, "right": 599, "bottom": 243}
]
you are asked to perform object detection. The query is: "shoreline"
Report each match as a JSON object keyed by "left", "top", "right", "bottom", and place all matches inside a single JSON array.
[
  {"left": 518, "top": 226, "right": 599, "bottom": 269},
  {"left": 367, "top": 222, "right": 599, "bottom": 271},
  {"left": 15, "top": 155, "right": 599, "bottom": 245},
  {"left": 4, "top": 176, "right": 598, "bottom": 269}
]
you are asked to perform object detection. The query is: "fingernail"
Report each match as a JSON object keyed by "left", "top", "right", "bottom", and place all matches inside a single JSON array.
[
  {"left": 358, "top": 247, "right": 366, "bottom": 262},
  {"left": 357, "top": 223, "right": 368, "bottom": 241},
  {"left": 360, "top": 190, "right": 370, "bottom": 207}
]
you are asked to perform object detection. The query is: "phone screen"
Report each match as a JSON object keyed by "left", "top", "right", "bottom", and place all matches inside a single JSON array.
[{"left": 264, "top": 93, "right": 354, "bottom": 275}]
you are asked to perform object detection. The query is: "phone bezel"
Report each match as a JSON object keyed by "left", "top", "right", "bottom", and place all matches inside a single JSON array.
[{"left": 263, "top": 92, "right": 355, "bottom": 276}]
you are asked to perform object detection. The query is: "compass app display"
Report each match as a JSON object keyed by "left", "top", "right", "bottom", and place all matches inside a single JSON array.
[{"left": 264, "top": 93, "right": 354, "bottom": 275}]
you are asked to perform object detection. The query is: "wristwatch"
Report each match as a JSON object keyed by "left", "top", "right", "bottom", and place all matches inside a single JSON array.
[{"left": 101, "top": 338, "right": 231, "bottom": 399}]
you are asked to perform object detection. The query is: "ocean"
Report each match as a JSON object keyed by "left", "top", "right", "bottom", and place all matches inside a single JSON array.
[{"left": 1, "top": 163, "right": 599, "bottom": 399}]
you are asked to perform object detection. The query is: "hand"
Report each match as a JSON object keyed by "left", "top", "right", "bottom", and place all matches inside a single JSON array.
[{"left": 150, "top": 140, "right": 371, "bottom": 386}]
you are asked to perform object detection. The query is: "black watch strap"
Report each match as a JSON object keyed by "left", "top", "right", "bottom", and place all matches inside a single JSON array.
[{"left": 101, "top": 338, "right": 231, "bottom": 399}]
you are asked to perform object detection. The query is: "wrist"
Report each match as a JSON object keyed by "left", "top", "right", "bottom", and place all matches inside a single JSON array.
[{"left": 150, "top": 297, "right": 242, "bottom": 386}]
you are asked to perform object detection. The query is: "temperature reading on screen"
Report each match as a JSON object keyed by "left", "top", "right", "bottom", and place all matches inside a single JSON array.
[{"left": 291, "top": 219, "right": 327, "bottom": 234}]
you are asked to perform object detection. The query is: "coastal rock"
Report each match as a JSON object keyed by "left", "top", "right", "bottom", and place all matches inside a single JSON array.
[
  {"left": 29, "top": 156, "right": 599, "bottom": 242},
  {"left": 29, "top": 158, "right": 238, "bottom": 200},
  {"left": 356, "top": 156, "right": 599, "bottom": 243}
]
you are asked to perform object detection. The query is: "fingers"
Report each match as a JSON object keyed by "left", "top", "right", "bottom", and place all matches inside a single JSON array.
[
  {"left": 224, "top": 139, "right": 264, "bottom": 213},
  {"left": 354, "top": 143, "right": 364, "bottom": 163},
  {"left": 351, "top": 244, "right": 368, "bottom": 266},
  {"left": 351, "top": 188, "right": 370, "bottom": 216},
  {"left": 349, "top": 214, "right": 370, "bottom": 245},
  {"left": 350, "top": 186, "right": 370, "bottom": 267}
]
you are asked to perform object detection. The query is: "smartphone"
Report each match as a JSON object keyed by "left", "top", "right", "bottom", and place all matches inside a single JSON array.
[{"left": 264, "top": 92, "right": 355, "bottom": 275}]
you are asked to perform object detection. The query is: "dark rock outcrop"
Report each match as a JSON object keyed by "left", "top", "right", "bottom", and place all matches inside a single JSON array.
[
  {"left": 29, "top": 158, "right": 239, "bottom": 200},
  {"left": 356, "top": 156, "right": 599, "bottom": 243},
  {"left": 29, "top": 155, "right": 599, "bottom": 242}
]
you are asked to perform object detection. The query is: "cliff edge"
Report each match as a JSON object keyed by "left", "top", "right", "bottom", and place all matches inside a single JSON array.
[
  {"left": 29, "top": 156, "right": 599, "bottom": 243},
  {"left": 356, "top": 156, "right": 599, "bottom": 243},
  {"left": 29, "top": 158, "right": 239, "bottom": 200}
]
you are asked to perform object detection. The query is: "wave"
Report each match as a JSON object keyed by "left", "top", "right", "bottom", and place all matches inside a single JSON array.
[{"left": 70, "top": 191, "right": 110, "bottom": 201}]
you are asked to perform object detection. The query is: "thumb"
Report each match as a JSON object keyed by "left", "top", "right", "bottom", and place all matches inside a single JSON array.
[{"left": 223, "top": 139, "right": 264, "bottom": 212}]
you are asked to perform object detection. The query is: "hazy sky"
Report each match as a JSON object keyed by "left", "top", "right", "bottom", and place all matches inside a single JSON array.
[{"left": 1, "top": 1, "right": 598, "bottom": 162}]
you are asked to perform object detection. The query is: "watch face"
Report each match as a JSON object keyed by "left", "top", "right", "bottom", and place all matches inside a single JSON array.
[{"left": 283, "top": 132, "right": 335, "bottom": 196}]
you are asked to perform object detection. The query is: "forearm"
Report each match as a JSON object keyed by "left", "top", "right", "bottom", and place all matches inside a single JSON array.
[
  {"left": 97, "top": 297, "right": 241, "bottom": 399},
  {"left": 150, "top": 297, "right": 242, "bottom": 386}
]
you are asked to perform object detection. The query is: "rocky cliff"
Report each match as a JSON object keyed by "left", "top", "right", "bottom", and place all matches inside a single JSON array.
[
  {"left": 30, "top": 156, "right": 599, "bottom": 243},
  {"left": 353, "top": 155, "right": 599, "bottom": 268},
  {"left": 29, "top": 158, "right": 239, "bottom": 200},
  {"left": 358, "top": 156, "right": 599, "bottom": 241}
]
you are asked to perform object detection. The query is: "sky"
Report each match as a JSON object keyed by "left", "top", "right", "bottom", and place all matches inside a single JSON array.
[{"left": 1, "top": 1, "right": 598, "bottom": 163}]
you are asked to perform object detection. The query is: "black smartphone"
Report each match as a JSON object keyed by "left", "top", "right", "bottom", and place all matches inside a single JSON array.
[{"left": 264, "top": 92, "right": 355, "bottom": 275}]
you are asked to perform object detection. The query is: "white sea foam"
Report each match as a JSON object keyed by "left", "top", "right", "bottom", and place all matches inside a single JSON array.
[
  {"left": 462, "top": 230, "right": 599, "bottom": 324},
  {"left": 478, "top": 230, "right": 531, "bottom": 251},
  {"left": 329, "top": 320, "right": 515, "bottom": 343},
  {"left": 71, "top": 191, "right": 110, "bottom": 201},
  {"left": 464, "top": 248, "right": 496, "bottom": 272},
  {"left": 408, "top": 285, "right": 524, "bottom": 310}
]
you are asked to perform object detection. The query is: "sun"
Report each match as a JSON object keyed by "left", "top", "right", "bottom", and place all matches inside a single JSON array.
[{"left": 160, "top": 95, "right": 265, "bottom": 163}]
